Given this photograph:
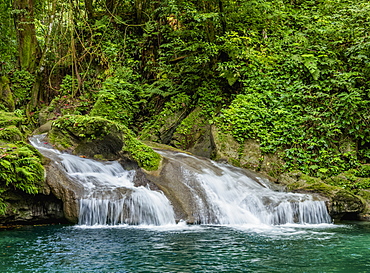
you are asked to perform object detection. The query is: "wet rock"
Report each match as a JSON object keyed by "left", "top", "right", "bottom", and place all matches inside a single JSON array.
[
  {"left": 277, "top": 172, "right": 365, "bottom": 220},
  {"left": 44, "top": 161, "right": 85, "bottom": 223}
]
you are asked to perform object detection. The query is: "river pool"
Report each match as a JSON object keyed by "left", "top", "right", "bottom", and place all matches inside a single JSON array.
[{"left": 1, "top": 222, "right": 369, "bottom": 272}]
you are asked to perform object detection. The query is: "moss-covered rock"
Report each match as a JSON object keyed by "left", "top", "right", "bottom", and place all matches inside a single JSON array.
[
  {"left": 49, "top": 115, "right": 161, "bottom": 171},
  {"left": 278, "top": 172, "right": 365, "bottom": 219},
  {"left": 171, "top": 107, "right": 215, "bottom": 158},
  {"left": 211, "top": 125, "right": 241, "bottom": 163},
  {"left": 0, "top": 111, "right": 25, "bottom": 127},
  {"left": 139, "top": 94, "right": 191, "bottom": 144},
  {"left": 0, "top": 125, "right": 23, "bottom": 142},
  {"left": 210, "top": 125, "right": 284, "bottom": 179},
  {"left": 0, "top": 141, "right": 46, "bottom": 217}
]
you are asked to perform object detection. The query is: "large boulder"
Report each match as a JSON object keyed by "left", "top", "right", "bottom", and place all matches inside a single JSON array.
[
  {"left": 48, "top": 115, "right": 161, "bottom": 171},
  {"left": 0, "top": 138, "right": 66, "bottom": 225},
  {"left": 44, "top": 160, "right": 84, "bottom": 223}
]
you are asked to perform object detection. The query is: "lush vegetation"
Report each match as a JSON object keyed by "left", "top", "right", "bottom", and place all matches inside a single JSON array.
[
  {"left": 0, "top": 112, "right": 45, "bottom": 214},
  {"left": 0, "top": 0, "right": 370, "bottom": 197}
]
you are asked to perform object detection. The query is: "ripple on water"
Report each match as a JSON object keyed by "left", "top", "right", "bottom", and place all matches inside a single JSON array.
[{"left": 1, "top": 222, "right": 370, "bottom": 272}]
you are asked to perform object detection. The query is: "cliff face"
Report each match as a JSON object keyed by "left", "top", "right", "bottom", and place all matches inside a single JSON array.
[{"left": 0, "top": 189, "right": 65, "bottom": 226}]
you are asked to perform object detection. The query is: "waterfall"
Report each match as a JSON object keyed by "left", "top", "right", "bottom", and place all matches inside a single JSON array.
[
  {"left": 30, "top": 135, "right": 331, "bottom": 226},
  {"left": 156, "top": 151, "right": 332, "bottom": 225},
  {"left": 30, "top": 135, "right": 176, "bottom": 226}
]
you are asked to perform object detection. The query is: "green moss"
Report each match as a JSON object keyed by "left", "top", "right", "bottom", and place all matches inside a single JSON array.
[
  {"left": 50, "top": 115, "right": 161, "bottom": 171},
  {"left": 124, "top": 137, "right": 161, "bottom": 171},
  {"left": 0, "top": 125, "right": 23, "bottom": 142},
  {"left": 303, "top": 182, "right": 339, "bottom": 197},
  {"left": 357, "top": 190, "right": 370, "bottom": 202},
  {"left": 173, "top": 107, "right": 208, "bottom": 149},
  {"left": 0, "top": 142, "right": 45, "bottom": 214},
  {"left": 0, "top": 111, "right": 24, "bottom": 127},
  {"left": 299, "top": 174, "right": 322, "bottom": 185}
]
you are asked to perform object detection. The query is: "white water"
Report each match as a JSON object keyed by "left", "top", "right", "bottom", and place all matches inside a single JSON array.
[
  {"left": 30, "top": 135, "right": 331, "bottom": 227},
  {"left": 157, "top": 151, "right": 332, "bottom": 225},
  {"left": 29, "top": 135, "right": 176, "bottom": 226}
]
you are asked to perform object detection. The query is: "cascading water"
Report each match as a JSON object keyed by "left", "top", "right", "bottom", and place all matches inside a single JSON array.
[
  {"left": 30, "top": 134, "right": 331, "bottom": 226},
  {"left": 29, "top": 135, "right": 176, "bottom": 226},
  {"left": 156, "top": 151, "right": 332, "bottom": 225}
]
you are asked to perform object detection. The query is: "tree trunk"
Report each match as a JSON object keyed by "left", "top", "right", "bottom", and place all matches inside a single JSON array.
[
  {"left": 13, "top": 0, "right": 40, "bottom": 73},
  {"left": 0, "top": 76, "right": 15, "bottom": 111},
  {"left": 13, "top": 0, "right": 43, "bottom": 109}
]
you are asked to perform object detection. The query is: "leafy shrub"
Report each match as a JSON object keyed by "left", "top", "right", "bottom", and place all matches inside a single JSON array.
[
  {"left": 11, "top": 70, "right": 35, "bottom": 107},
  {"left": 90, "top": 76, "right": 141, "bottom": 126}
]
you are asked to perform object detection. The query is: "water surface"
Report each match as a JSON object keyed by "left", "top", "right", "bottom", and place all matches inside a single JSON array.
[{"left": 1, "top": 222, "right": 370, "bottom": 272}]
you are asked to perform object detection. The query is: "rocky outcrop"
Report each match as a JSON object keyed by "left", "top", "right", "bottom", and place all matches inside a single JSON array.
[
  {"left": 48, "top": 115, "right": 161, "bottom": 171},
  {"left": 277, "top": 172, "right": 365, "bottom": 220},
  {"left": 0, "top": 189, "right": 65, "bottom": 226},
  {"left": 44, "top": 161, "right": 84, "bottom": 223}
]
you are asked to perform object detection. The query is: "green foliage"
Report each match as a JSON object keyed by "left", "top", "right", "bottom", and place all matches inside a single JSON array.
[
  {"left": 59, "top": 75, "right": 78, "bottom": 96},
  {"left": 0, "top": 142, "right": 44, "bottom": 195},
  {"left": 90, "top": 75, "right": 141, "bottom": 126},
  {"left": 3, "top": 0, "right": 370, "bottom": 180},
  {"left": 325, "top": 168, "right": 370, "bottom": 192},
  {"left": 10, "top": 70, "right": 35, "bottom": 107}
]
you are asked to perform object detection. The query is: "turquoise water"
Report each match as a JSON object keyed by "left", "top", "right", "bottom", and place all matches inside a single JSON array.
[{"left": 1, "top": 222, "right": 370, "bottom": 272}]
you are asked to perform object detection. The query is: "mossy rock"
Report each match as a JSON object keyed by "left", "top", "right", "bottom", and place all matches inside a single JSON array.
[
  {"left": 356, "top": 189, "right": 370, "bottom": 215},
  {"left": 49, "top": 115, "right": 161, "bottom": 171},
  {"left": 278, "top": 171, "right": 365, "bottom": 218},
  {"left": 211, "top": 125, "right": 283, "bottom": 178},
  {"left": 0, "top": 142, "right": 45, "bottom": 215},
  {"left": 0, "top": 111, "right": 24, "bottom": 127},
  {"left": 211, "top": 125, "right": 240, "bottom": 163},
  {"left": 171, "top": 107, "right": 214, "bottom": 158},
  {"left": 0, "top": 125, "right": 23, "bottom": 142}
]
